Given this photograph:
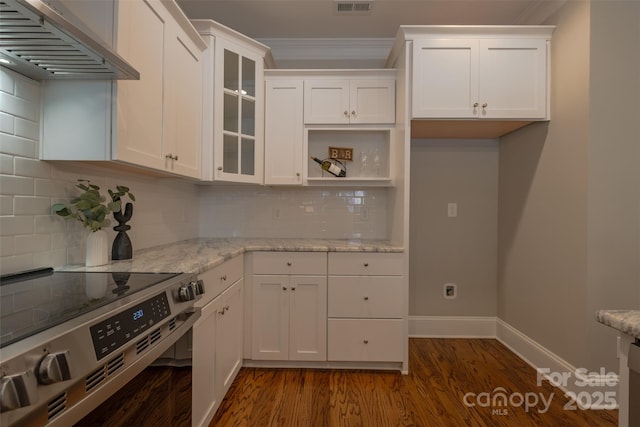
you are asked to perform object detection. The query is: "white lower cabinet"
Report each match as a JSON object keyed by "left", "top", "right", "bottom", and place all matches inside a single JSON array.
[
  {"left": 327, "top": 252, "right": 404, "bottom": 363},
  {"left": 328, "top": 319, "right": 403, "bottom": 362},
  {"left": 192, "top": 259, "right": 243, "bottom": 427},
  {"left": 251, "top": 252, "right": 327, "bottom": 361}
]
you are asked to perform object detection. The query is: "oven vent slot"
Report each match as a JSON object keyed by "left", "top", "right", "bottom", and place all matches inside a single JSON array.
[
  {"left": 47, "top": 392, "right": 67, "bottom": 420},
  {"left": 136, "top": 335, "right": 150, "bottom": 355},
  {"left": 169, "top": 317, "right": 177, "bottom": 331},
  {"left": 85, "top": 365, "right": 106, "bottom": 392},
  {"left": 107, "top": 353, "right": 124, "bottom": 376},
  {"left": 149, "top": 328, "right": 162, "bottom": 346}
]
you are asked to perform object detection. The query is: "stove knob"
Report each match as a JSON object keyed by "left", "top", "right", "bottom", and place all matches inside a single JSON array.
[
  {"left": 0, "top": 371, "right": 38, "bottom": 411},
  {"left": 193, "top": 279, "right": 205, "bottom": 296},
  {"left": 37, "top": 351, "right": 72, "bottom": 385},
  {"left": 178, "top": 283, "right": 196, "bottom": 302}
]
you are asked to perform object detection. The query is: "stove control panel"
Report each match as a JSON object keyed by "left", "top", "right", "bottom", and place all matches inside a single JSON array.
[{"left": 90, "top": 292, "right": 171, "bottom": 361}]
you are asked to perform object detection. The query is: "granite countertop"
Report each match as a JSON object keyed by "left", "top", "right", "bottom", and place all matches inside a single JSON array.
[
  {"left": 62, "top": 238, "right": 404, "bottom": 275},
  {"left": 596, "top": 310, "right": 640, "bottom": 338}
]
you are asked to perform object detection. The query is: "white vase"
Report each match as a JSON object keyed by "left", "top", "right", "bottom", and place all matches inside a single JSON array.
[{"left": 86, "top": 229, "right": 109, "bottom": 267}]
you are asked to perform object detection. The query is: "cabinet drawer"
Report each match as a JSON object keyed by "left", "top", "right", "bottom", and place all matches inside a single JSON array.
[
  {"left": 253, "top": 252, "right": 327, "bottom": 275},
  {"left": 328, "top": 252, "right": 403, "bottom": 275},
  {"left": 198, "top": 255, "right": 244, "bottom": 305},
  {"left": 328, "top": 276, "right": 403, "bottom": 318},
  {"left": 327, "top": 319, "right": 403, "bottom": 362}
]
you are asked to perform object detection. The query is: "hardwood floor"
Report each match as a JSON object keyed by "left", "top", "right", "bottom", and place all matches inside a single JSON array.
[{"left": 210, "top": 338, "right": 618, "bottom": 427}]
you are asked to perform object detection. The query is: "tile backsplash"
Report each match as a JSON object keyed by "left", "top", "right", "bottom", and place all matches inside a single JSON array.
[
  {"left": 198, "top": 185, "right": 388, "bottom": 239},
  {"left": 0, "top": 67, "right": 389, "bottom": 275}
]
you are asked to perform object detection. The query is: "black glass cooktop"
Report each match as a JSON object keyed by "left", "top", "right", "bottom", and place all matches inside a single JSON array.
[{"left": 0, "top": 268, "right": 180, "bottom": 348}]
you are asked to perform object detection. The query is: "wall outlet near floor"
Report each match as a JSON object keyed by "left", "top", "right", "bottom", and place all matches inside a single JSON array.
[{"left": 444, "top": 283, "right": 457, "bottom": 299}]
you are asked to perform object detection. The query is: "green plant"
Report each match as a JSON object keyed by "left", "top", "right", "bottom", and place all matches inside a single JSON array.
[{"left": 52, "top": 180, "right": 135, "bottom": 232}]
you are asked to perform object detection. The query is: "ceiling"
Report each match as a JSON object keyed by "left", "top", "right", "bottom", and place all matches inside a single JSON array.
[{"left": 176, "top": 0, "right": 566, "bottom": 67}]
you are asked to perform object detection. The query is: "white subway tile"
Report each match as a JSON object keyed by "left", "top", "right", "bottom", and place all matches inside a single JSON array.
[
  {"left": 0, "top": 154, "right": 13, "bottom": 174},
  {"left": 33, "top": 249, "right": 66, "bottom": 270},
  {"left": 0, "top": 195, "right": 12, "bottom": 215},
  {"left": 14, "top": 117, "right": 39, "bottom": 141},
  {"left": 36, "top": 215, "right": 67, "bottom": 234},
  {"left": 0, "top": 112, "right": 14, "bottom": 134},
  {"left": 0, "top": 69, "right": 15, "bottom": 95},
  {"left": 0, "top": 92, "right": 37, "bottom": 122},
  {"left": 1, "top": 236, "right": 13, "bottom": 257},
  {"left": 0, "top": 175, "right": 34, "bottom": 196},
  {"left": 0, "top": 216, "right": 34, "bottom": 236},
  {"left": 0, "top": 254, "right": 33, "bottom": 275},
  {"left": 0, "top": 133, "right": 37, "bottom": 158},
  {"left": 34, "top": 178, "right": 68, "bottom": 197},
  {"left": 14, "top": 77, "right": 40, "bottom": 103},
  {"left": 14, "top": 157, "right": 50, "bottom": 178},
  {"left": 14, "top": 234, "right": 51, "bottom": 255},
  {"left": 14, "top": 197, "right": 51, "bottom": 215}
]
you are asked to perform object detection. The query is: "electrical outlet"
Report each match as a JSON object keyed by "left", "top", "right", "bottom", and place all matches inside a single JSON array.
[
  {"left": 444, "top": 283, "right": 457, "bottom": 299},
  {"left": 447, "top": 203, "right": 458, "bottom": 218}
]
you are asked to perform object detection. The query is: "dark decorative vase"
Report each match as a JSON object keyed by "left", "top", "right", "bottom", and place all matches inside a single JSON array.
[{"left": 112, "top": 202, "right": 133, "bottom": 260}]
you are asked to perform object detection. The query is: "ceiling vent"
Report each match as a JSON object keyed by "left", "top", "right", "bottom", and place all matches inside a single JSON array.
[{"left": 334, "top": 0, "right": 374, "bottom": 14}]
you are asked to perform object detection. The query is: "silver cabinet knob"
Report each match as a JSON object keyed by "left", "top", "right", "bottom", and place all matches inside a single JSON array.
[
  {"left": 363, "top": 262, "right": 369, "bottom": 267},
  {"left": 282, "top": 286, "right": 288, "bottom": 291},
  {"left": 343, "top": 110, "right": 349, "bottom": 116},
  {"left": 473, "top": 102, "right": 479, "bottom": 108},
  {"left": 291, "top": 287, "right": 296, "bottom": 291},
  {"left": 0, "top": 371, "right": 38, "bottom": 411},
  {"left": 364, "top": 296, "right": 369, "bottom": 301},
  {"left": 37, "top": 351, "right": 72, "bottom": 385},
  {"left": 286, "top": 261, "right": 292, "bottom": 266},
  {"left": 351, "top": 110, "right": 356, "bottom": 116},
  {"left": 217, "top": 166, "right": 223, "bottom": 171},
  {"left": 221, "top": 275, "right": 227, "bottom": 281},
  {"left": 363, "top": 340, "right": 369, "bottom": 344}
]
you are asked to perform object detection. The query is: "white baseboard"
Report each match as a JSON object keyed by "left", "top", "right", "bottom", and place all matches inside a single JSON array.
[
  {"left": 495, "top": 318, "right": 619, "bottom": 410},
  {"left": 408, "top": 315, "right": 497, "bottom": 338},
  {"left": 408, "top": 316, "right": 619, "bottom": 410}
]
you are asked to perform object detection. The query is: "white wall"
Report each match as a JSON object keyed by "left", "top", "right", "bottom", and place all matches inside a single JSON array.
[
  {"left": 410, "top": 139, "right": 498, "bottom": 316},
  {"left": 0, "top": 68, "right": 200, "bottom": 275},
  {"left": 198, "top": 185, "right": 388, "bottom": 239}
]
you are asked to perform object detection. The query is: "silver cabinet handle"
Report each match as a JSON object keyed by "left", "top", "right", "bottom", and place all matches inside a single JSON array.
[
  {"left": 482, "top": 102, "right": 488, "bottom": 111},
  {"left": 291, "top": 287, "right": 296, "bottom": 291},
  {"left": 286, "top": 261, "right": 292, "bottom": 266},
  {"left": 343, "top": 110, "right": 349, "bottom": 117},
  {"left": 165, "top": 154, "right": 178, "bottom": 161},
  {"left": 282, "top": 286, "right": 287, "bottom": 291},
  {"left": 363, "top": 340, "right": 369, "bottom": 344},
  {"left": 473, "top": 102, "right": 479, "bottom": 108},
  {"left": 351, "top": 110, "right": 356, "bottom": 117},
  {"left": 363, "top": 262, "right": 369, "bottom": 267},
  {"left": 221, "top": 275, "right": 227, "bottom": 281},
  {"left": 364, "top": 296, "right": 369, "bottom": 301}
]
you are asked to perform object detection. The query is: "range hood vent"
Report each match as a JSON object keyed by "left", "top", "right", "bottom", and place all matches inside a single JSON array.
[{"left": 0, "top": 0, "right": 139, "bottom": 80}]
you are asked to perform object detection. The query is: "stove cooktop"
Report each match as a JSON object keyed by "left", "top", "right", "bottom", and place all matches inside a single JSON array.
[{"left": 0, "top": 268, "right": 181, "bottom": 348}]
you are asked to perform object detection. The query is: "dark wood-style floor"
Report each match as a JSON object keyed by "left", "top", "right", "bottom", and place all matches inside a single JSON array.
[{"left": 210, "top": 338, "right": 618, "bottom": 427}]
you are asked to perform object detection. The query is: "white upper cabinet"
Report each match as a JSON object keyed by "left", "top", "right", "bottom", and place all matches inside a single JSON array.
[
  {"left": 40, "top": 0, "right": 205, "bottom": 179},
  {"left": 304, "top": 78, "right": 395, "bottom": 124},
  {"left": 192, "top": 20, "right": 273, "bottom": 184},
  {"left": 406, "top": 26, "right": 553, "bottom": 121},
  {"left": 264, "top": 79, "right": 304, "bottom": 185}
]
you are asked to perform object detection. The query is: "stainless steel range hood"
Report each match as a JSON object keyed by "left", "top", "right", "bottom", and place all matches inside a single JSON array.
[{"left": 0, "top": 0, "right": 139, "bottom": 80}]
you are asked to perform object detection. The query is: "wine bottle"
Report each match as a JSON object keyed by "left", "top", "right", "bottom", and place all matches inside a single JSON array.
[{"left": 310, "top": 156, "right": 346, "bottom": 177}]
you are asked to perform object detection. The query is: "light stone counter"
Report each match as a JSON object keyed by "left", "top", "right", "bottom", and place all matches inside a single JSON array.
[
  {"left": 62, "top": 238, "right": 404, "bottom": 275},
  {"left": 596, "top": 309, "right": 640, "bottom": 338}
]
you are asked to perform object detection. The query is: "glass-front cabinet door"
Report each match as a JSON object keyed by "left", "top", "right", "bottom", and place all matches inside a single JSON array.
[{"left": 214, "top": 38, "right": 264, "bottom": 183}]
